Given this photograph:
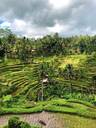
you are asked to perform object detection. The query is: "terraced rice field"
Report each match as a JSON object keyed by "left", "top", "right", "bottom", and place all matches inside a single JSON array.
[
  {"left": 0, "top": 62, "right": 40, "bottom": 97},
  {"left": 1, "top": 55, "right": 96, "bottom": 97}
]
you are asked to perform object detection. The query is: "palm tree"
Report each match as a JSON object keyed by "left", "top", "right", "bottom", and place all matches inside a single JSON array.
[{"left": 91, "top": 75, "right": 96, "bottom": 95}]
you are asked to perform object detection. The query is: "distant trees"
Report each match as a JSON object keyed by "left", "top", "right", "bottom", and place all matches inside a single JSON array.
[
  {"left": 36, "top": 34, "right": 96, "bottom": 56},
  {"left": 0, "top": 28, "right": 12, "bottom": 37},
  {"left": 14, "top": 37, "right": 33, "bottom": 63},
  {"left": 0, "top": 39, "right": 5, "bottom": 60},
  {"left": 7, "top": 34, "right": 16, "bottom": 44},
  {"left": 0, "top": 31, "right": 96, "bottom": 61},
  {"left": 37, "top": 33, "right": 67, "bottom": 56},
  {"left": 17, "top": 37, "right": 29, "bottom": 63}
]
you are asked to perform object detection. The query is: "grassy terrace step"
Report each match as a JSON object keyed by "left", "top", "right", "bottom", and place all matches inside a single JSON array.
[
  {"left": 37, "top": 99, "right": 96, "bottom": 119},
  {"left": 67, "top": 99, "right": 96, "bottom": 109},
  {"left": 0, "top": 64, "right": 24, "bottom": 69},
  {"left": 1, "top": 99, "right": 96, "bottom": 119},
  {"left": 1, "top": 68, "right": 38, "bottom": 79},
  {"left": 55, "top": 78, "right": 90, "bottom": 89},
  {"left": 0, "top": 77, "right": 27, "bottom": 88},
  {"left": 8, "top": 78, "right": 28, "bottom": 86},
  {"left": 12, "top": 81, "right": 30, "bottom": 96},
  {"left": 57, "top": 81, "right": 89, "bottom": 89},
  {"left": 12, "top": 79, "right": 29, "bottom": 87},
  {"left": 56, "top": 77, "right": 90, "bottom": 84},
  {"left": 0, "top": 65, "right": 24, "bottom": 70},
  {"left": 3, "top": 72, "right": 31, "bottom": 79},
  {"left": 26, "top": 85, "right": 42, "bottom": 94},
  {"left": 2, "top": 72, "right": 25, "bottom": 77},
  {"left": 4, "top": 80, "right": 29, "bottom": 95},
  {"left": 0, "top": 63, "right": 38, "bottom": 73},
  {"left": 0, "top": 62, "right": 38, "bottom": 68},
  {"left": 0, "top": 62, "right": 39, "bottom": 97},
  {"left": 20, "top": 81, "right": 38, "bottom": 95},
  {"left": 11, "top": 79, "right": 29, "bottom": 88},
  {"left": 10, "top": 80, "right": 29, "bottom": 94},
  {"left": 0, "top": 68, "right": 23, "bottom": 73}
]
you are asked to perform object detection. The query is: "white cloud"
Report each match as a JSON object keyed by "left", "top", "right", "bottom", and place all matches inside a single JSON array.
[
  {"left": 47, "top": 23, "right": 70, "bottom": 33},
  {"left": 49, "top": 0, "right": 71, "bottom": 9},
  {"left": 11, "top": 19, "right": 26, "bottom": 31},
  {"left": 10, "top": 19, "right": 35, "bottom": 37},
  {"left": 10, "top": 19, "right": 49, "bottom": 37},
  {"left": 47, "top": 23, "right": 63, "bottom": 33},
  {"left": 0, "top": 21, "right": 11, "bottom": 28}
]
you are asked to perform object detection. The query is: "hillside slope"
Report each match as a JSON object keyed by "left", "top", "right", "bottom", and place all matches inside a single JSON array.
[{"left": 0, "top": 54, "right": 96, "bottom": 101}]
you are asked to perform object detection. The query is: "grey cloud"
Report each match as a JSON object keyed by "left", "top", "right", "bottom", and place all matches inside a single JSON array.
[
  {"left": 0, "top": 0, "right": 96, "bottom": 36},
  {"left": 0, "top": 0, "right": 54, "bottom": 27}
]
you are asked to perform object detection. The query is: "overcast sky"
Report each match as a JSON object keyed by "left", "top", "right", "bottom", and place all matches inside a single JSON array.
[{"left": 0, "top": 0, "right": 96, "bottom": 37}]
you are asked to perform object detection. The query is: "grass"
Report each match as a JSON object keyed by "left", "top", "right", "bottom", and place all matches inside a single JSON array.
[
  {"left": 1, "top": 99, "right": 96, "bottom": 119},
  {"left": 58, "top": 113, "right": 96, "bottom": 128},
  {"left": 0, "top": 105, "right": 43, "bottom": 115},
  {"left": 58, "top": 54, "right": 88, "bottom": 69}
]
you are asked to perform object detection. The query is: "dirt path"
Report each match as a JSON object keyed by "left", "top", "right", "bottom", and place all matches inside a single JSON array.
[
  {"left": 0, "top": 112, "right": 96, "bottom": 128},
  {"left": 0, "top": 112, "right": 66, "bottom": 128}
]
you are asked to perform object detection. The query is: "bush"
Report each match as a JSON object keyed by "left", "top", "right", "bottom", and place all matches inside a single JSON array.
[
  {"left": 8, "top": 116, "right": 20, "bottom": 128},
  {"left": 3, "top": 126, "right": 8, "bottom": 128},
  {"left": 8, "top": 116, "right": 31, "bottom": 128},
  {"left": 19, "top": 121, "right": 31, "bottom": 128}
]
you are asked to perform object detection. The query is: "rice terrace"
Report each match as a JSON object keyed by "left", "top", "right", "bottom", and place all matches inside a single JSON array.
[{"left": 0, "top": 0, "right": 96, "bottom": 128}]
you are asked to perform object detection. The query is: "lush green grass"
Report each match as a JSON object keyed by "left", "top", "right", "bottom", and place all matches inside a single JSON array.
[
  {"left": 1, "top": 99, "right": 96, "bottom": 119},
  {"left": 58, "top": 113, "right": 96, "bottom": 128},
  {"left": 58, "top": 54, "right": 88, "bottom": 69}
]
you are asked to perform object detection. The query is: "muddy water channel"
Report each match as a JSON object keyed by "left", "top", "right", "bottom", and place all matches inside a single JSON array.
[{"left": 0, "top": 112, "right": 96, "bottom": 128}]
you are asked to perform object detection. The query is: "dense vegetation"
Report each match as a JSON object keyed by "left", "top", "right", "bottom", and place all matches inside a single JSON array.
[
  {"left": 3, "top": 116, "right": 40, "bottom": 128},
  {"left": 0, "top": 29, "right": 96, "bottom": 121}
]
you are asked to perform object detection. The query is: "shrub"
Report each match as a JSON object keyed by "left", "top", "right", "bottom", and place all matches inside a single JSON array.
[
  {"left": 8, "top": 116, "right": 20, "bottom": 128},
  {"left": 19, "top": 121, "right": 31, "bottom": 128},
  {"left": 8, "top": 116, "right": 31, "bottom": 128}
]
